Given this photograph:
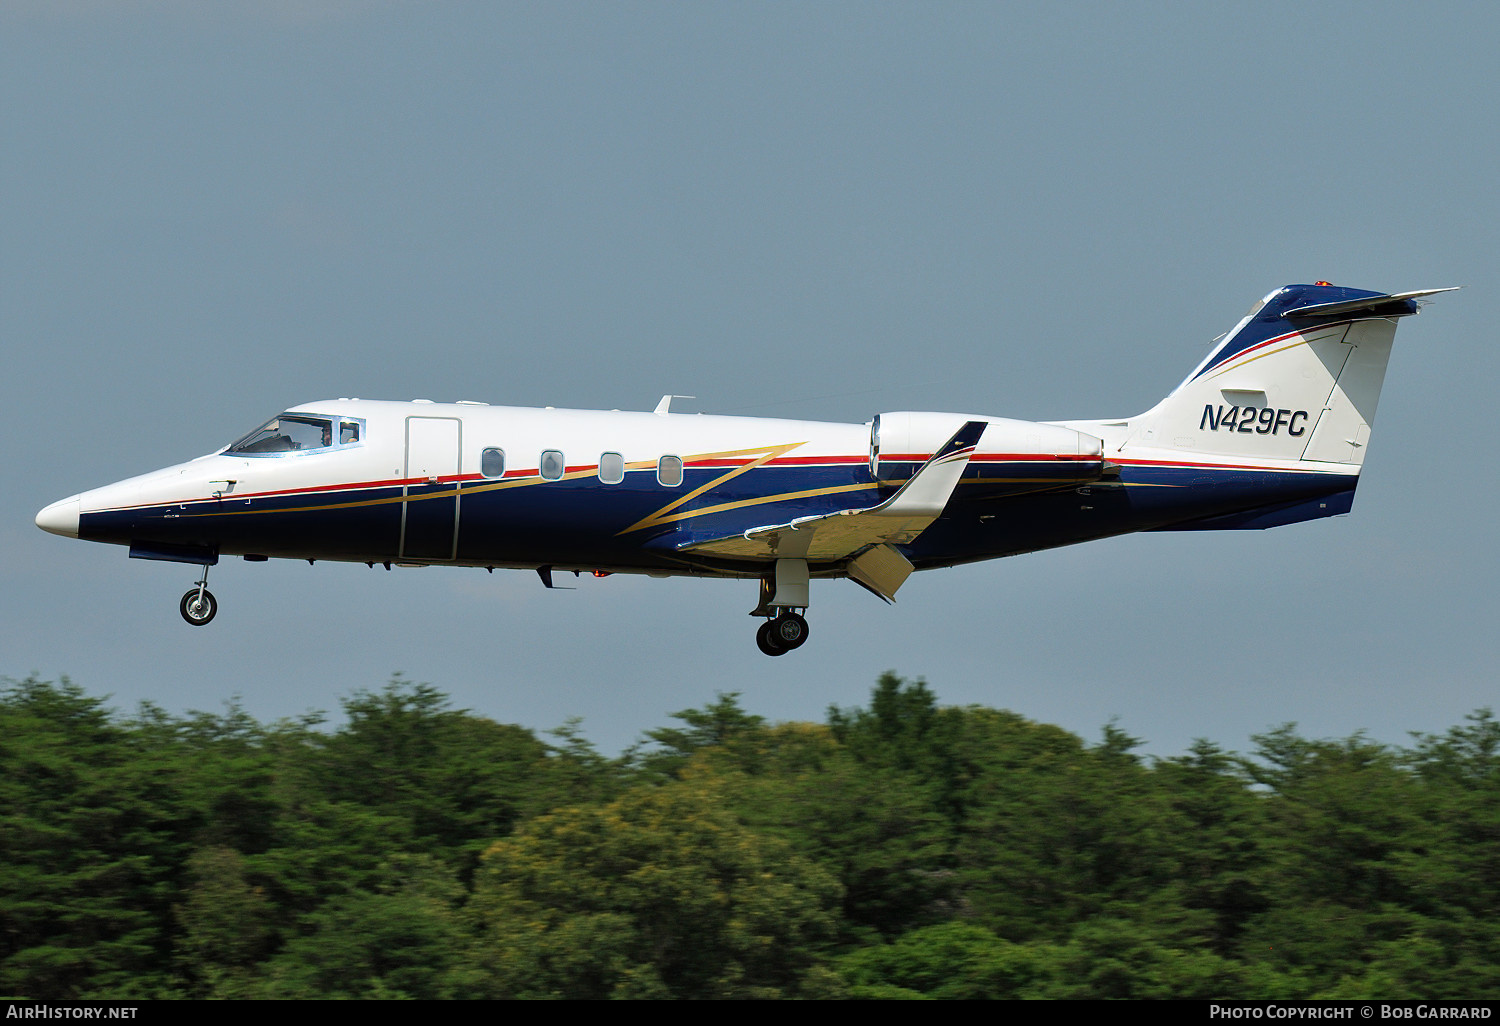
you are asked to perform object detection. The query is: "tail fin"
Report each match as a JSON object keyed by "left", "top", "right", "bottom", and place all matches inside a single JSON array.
[{"left": 1127, "top": 283, "right": 1456, "bottom": 465}]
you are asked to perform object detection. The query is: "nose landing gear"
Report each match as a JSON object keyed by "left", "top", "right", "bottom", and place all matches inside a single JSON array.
[
  {"left": 755, "top": 611, "right": 809, "bottom": 657},
  {"left": 179, "top": 567, "right": 217, "bottom": 626}
]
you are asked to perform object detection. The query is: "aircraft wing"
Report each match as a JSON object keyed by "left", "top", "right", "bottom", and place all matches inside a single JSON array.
[{"left": 673, "top": 420, "right": 987, "bottom": 565}]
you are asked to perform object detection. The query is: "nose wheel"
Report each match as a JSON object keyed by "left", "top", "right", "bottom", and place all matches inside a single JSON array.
[
  {"left": 180, "top": 588, "right": 217, "bottom": 625},
  {"left": 756, "top": 612, "right": 808, "bottom": 656},
  {"left": 179, "top": 566, "right": 217, "bottom": 626}
]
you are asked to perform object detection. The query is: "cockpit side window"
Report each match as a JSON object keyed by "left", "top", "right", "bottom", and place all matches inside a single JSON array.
[
  {"left": 228, "top": 415, "right": 333, "bottom": 455},
  {"left": 227, "top": 414, "right": 363, "bottom": 456}
]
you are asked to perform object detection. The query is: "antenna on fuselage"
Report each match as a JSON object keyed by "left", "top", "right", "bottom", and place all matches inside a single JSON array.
[{"left": 654, "top": 395, "right": 696, "bottom": 416}]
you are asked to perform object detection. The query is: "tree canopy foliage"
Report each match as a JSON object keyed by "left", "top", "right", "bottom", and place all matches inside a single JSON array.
[{"left": 1, "top": 672, "right": 1494, "bottom": 999}]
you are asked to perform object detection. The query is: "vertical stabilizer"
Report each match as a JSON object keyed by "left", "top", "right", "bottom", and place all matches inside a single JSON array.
[{"left": 1126, "top": 284, "right": 1452, "bottom": 466}]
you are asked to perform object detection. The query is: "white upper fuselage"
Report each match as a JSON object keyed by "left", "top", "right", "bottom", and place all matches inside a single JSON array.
[
  {"left": 59, "top": 399, "right": 1092, "bottom": 516},
  {"left": 40, "top": 399, "right": 1108, "bottom": 576}
]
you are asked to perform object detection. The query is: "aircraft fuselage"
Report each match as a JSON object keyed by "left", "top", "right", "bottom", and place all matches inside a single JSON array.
[{"left": 44, "top": 400, "right": 1352, "bottom": 574}]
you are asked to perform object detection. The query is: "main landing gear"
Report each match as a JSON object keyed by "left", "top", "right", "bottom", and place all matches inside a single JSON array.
[
  {"left": 756, "top": 611, "right": 809, "bottom": 657},
  {"left": 751, "top": 558, "right": 813, "bottom": 656},
  {"left": 179, "top": 566, "right": 217, "bottom": 626}
]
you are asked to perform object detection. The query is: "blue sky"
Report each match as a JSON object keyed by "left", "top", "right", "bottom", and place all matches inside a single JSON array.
[{"left": 3, "top": 2, "right": 1494, "bottom": 757}]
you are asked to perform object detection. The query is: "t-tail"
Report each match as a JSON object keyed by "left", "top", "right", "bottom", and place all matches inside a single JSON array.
[{"left": 1126, "top": 283, "right": 1456, "bottom": 467}]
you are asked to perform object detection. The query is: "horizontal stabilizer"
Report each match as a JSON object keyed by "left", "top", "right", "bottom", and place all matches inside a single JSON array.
[{"left": 1283, "top": 287, "right": 1459, "bottom": 320}]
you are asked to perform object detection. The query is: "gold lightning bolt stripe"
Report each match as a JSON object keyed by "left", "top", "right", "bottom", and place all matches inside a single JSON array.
[
  {"left": 621, "top": 482, "right": 880, "bottom": 535},
  {"left": 616, "top": 441, "right": 807, "bottom": 535}
]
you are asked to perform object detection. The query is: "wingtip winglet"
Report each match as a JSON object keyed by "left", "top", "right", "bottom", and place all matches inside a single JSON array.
[{"left": 934, "top": 420, "right": 988, "bottom": 460}]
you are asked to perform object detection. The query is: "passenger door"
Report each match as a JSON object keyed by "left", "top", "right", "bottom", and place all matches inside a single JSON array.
[{"left": 400, "top": 416, "right": 461, "bottom": 560}]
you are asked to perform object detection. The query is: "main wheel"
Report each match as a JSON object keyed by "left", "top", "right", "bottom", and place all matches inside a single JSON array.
[
  {"left": 772, "top": 612, "right": 809, "bottom": 650},
  {"left": 180, "top": 588, "right": 218, "bottom": 626},
  {"left": 756, "top": 620, "right": 787, "bottom": 656}
]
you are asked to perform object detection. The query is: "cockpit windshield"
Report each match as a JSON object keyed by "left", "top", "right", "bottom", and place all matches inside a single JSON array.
[{"left": 226, "top": 414, "right": 363, "bottom": 456}]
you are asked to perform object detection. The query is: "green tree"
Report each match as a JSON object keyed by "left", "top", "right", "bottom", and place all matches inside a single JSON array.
[
  {"left": 734, "top": 723, "right": 953, "bottom": 942},
  {"left": 944, "top": 707, "right": 1176, "bottom": 941},
  {"left": 828, "top": 673, "right": 948, "bottom": 777},
  {"left": 467, "top": 765, "right": 844, "bottom": 998},
  {"left": 836, "top": 921, "right": 1059, "bottom": 999},
  {"left": 315, "top": 679, "right": 557, "bottom": 865},
  {"left": 0, "top": 678, "right": 178, "bottom": 997},
  {"left": 1152, "top": 739, "right": 1268, "bottom": 955},
  {"left": 255, "top": 854, "right": 470, "bottom": 999},
  {"left": 172, "top": 846, "right": 273, "bottom": 997},
  {"left": 1238, "top": 727, "right": 1442, "bottom": 991},
  {"left": 635, "top": 691, "right": 766, "bottom": 779}
]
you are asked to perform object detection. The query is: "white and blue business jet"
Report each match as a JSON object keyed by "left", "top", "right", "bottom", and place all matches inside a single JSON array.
[{"left": 37, "top": 282, "right": 1453, "bottom": 655}]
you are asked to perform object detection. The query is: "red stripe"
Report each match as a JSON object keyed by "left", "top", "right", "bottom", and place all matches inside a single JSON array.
[
  {"left": 1207, "top": 319, "right": 1348, "bottom": 373},
  {"left": 100, "top": 450, "right": 1112, "bottom": 512},
  {"left": 222, "top": 476, "right": 416, "bottom": 501},
  {"left": 1115, "top": 457, "right": 1331, "bottom": 473}
]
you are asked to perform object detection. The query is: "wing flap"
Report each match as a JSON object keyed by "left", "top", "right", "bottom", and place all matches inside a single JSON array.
[{"left": 847, "top": 544, "right": 915, "bottom": 603}]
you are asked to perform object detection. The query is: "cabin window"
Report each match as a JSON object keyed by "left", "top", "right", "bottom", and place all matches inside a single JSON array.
[
  {"left": 481, "top": 448, "right": 506, "bottom": 479},
  {"left": 657, "top": 455, "right": 683, "bottom": 487},
  {"left": 599, "top": 452, "right": 625, "bottom": 485},
  {"left": 540, "top": 450, "right": 566, "bottom": 481}
]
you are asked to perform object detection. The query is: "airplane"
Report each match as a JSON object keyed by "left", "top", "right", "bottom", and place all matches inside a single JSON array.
[{"left": 36, "top": 282, "right": 1454, "bottom": 655}]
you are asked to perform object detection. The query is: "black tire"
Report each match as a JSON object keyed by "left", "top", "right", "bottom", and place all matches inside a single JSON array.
[
  {"left": 756, "top": 620, "right": 787, "bottom": 656},
  {"left": 180, "top": 588, "right": 217, "bottom": 626},
  {"left": 773, "top": 612, "right": 808, "bottom": 649}
]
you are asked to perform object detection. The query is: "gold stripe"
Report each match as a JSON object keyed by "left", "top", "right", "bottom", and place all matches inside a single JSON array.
[
  {"left": 624, "top": 481, "right": 879, "bottom": 532},
  {"left": 179, "top": 443, "right": 1128, "bottom": 529},
  {"left": 182, "top": 441, "right": 810, "bottom": 522},
  {"left": 616, "top": 441, "right": 806, "bottom": 534},
  {"left": 1204, "top": 338, "right": 1309, "bottom": 381},
  {"left": 965, "top": 476, "right": 1100, "bottom": 485},
  {"left": 1203, "top": 324, "right": 1350, "bottom": 382}
]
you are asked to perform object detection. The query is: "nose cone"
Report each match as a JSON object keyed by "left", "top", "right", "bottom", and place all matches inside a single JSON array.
[{"left": 36, "top": 495, "right": 81, "bottom": 538}]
